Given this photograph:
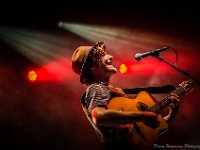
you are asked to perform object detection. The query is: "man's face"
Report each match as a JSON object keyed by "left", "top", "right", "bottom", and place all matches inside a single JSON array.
[
  {"left": 89, "top": 42, "right": 117, "bottom": 80},
  {"left": 99, "top": 53, "right": 117, "bottom": 77}
]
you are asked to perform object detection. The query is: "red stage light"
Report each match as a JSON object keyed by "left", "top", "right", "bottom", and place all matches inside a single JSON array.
[
  {"left": 118, "top": 59, "right": 175, "bottom": 76},
  {"left": 27, "top": 70, "right": 37, "bottom": 82},
  {"left": 119, "top": 63, "right": 128, "bottom": 74}
]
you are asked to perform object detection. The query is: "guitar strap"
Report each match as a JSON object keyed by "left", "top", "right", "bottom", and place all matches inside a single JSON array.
[
  {"left": 80, "top": 92, "right": 106, "bottom": 144},
  {"left": 123, "top": 85, "right": 175, "bottom": 94}
]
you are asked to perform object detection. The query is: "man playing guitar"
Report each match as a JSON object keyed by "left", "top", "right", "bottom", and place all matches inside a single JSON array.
[{"left": 71, "top": 42, "right": 191, "bottom": 150}]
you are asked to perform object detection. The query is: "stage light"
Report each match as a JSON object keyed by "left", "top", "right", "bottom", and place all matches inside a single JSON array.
[
  {"left": 27, "top": 70, "right": 37, "bottom": 82},
  {"left": 25, "top": 59, "right": 74, "bottom": 82},
  {"left": 27, "top": 68, "right": 56, "bottom": 82},
  {"left": 119, "top": 64, "right": 128, "bottom": 74}
]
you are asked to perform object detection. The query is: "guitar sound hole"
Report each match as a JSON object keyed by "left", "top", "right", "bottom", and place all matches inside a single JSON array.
[{"left": 137, "top": 102, "right": 149, "bottom": 111}]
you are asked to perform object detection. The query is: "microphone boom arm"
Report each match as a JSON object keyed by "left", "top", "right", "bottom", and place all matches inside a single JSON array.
[{"left": 154, "top": 55, "right": 200, "bottom": 86}]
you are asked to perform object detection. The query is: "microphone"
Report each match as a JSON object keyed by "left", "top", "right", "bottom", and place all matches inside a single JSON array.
[{"left": 134, "top": 47, "right": 170, "bottom": 61}]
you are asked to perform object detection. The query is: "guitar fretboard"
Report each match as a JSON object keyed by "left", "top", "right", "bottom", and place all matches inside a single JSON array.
[{"left": 148, "top": 85, "right": 188, "bottom": 114}]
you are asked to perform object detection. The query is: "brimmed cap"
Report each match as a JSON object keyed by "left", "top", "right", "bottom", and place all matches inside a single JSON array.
[{"left": 71, "top": 42, "right": 106, "bottom": 84}]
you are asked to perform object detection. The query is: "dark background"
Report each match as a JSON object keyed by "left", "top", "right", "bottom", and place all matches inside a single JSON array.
[{"left": 0, "top": 1, "right": 200, "bottom": 149}]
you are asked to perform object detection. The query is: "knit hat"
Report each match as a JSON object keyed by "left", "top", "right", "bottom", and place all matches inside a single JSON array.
[{"left": 71, "top": 42, "right": 106, "bottom": 84}]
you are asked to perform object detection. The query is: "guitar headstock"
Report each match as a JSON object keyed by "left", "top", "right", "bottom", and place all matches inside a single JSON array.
[{"left": 178, "top": 80, "right": 194, "bottom": 94}]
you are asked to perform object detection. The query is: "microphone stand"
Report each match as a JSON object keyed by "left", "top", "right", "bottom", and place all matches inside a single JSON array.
[{"left": 154, "top": 54, "right": 200, "bottom": 86}]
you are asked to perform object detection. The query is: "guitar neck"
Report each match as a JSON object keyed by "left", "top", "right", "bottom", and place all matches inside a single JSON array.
[{"left": 148, "top": 85, "right": 188, "bottom": 114}]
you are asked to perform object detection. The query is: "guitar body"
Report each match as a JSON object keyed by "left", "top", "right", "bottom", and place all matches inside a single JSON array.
[{"left": 107, "top": 91, "right": 169, "bottom": 150}]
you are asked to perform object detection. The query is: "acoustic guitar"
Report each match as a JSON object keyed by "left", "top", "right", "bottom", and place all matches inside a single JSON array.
[{"left": 107, "top": 80, "right": 193, "bottom": 150}]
